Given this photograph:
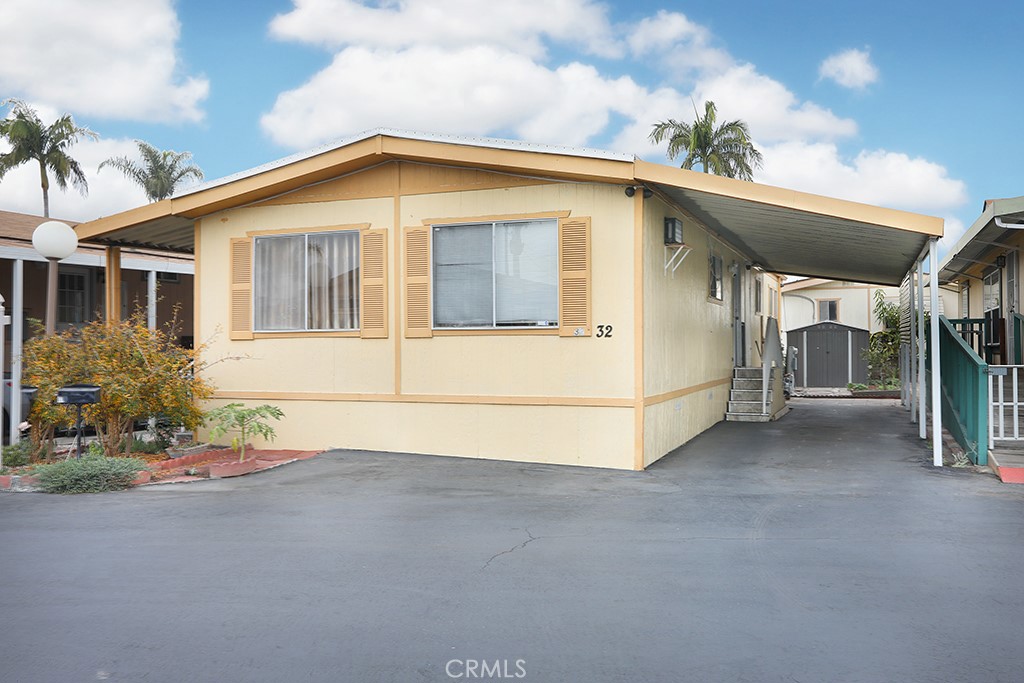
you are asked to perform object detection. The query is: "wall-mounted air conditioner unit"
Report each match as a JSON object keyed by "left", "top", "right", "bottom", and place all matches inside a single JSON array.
[{"left": 664, "top": 217, "right": 684, "bottom": 245}]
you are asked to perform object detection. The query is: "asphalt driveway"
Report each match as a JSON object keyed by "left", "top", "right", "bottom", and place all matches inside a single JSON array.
[{"left": 2, "top": 398, "right": 1023, "bottom": 682}]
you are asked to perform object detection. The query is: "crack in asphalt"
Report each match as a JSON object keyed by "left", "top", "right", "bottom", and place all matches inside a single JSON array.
[{"left": 481, "top": 527, "right": 538, "bottom": 570}]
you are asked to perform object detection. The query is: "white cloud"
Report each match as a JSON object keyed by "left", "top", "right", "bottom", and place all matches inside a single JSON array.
[
  {"left": 938, "top": 216, "right": 967, "bottom": 260},
  {"left": 758, "top": 141, "right": 967, "bottom": 214},
  {"left": 0, "top": 137, "right": 149, "bottom": 222},
  {"left": 260, "top": 4, "right": 968, "bottom": 231},
  {"left": 261, "top": 46, "right": 648, "bottom": 149},
  {"left": 695, "top": 65, "right": 858, "bottom": 143},
  {"left": 627, "top": 10, "right": 731, "bottom": 76},
  {"left": 819, "top": 48, "right": 879, "bottom": 90},
  {"left": 270, "top": 0, "right": 622, "bottom": 59},
  {"left": 0, "top": 0, "right": 208, "bottom": 122}
]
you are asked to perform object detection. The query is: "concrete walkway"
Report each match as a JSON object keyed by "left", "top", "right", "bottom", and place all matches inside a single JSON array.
[{"left": 1, "top": 398, "right": 1022, "bottom": 682}]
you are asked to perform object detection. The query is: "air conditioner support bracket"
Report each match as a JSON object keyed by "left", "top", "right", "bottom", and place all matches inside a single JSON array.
[{"left": 664, "top": 244, "right": 692, "bottom": 277}]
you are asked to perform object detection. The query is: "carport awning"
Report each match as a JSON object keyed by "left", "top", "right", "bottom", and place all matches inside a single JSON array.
[
  {"left": 938, "top": 196, "right": 1024, "bottom": 284},
  {"left": 635, "top": 161, "right": 942, "bottom": 286},
  {"left": 75, "top": 131, "right": 944, "bottom": 285}
]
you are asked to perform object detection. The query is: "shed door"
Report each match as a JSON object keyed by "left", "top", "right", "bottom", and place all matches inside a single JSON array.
[
  {"left": 796, "top": 323, "right": 871, "bottom": 388},
  {"left": 803, "top": 324, "right": 849, "bottom": 387}
]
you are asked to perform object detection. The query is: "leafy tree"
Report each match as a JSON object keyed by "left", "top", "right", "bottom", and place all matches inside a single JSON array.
[
  {"left": 864, "top": 289, "right": 901, "bottom": 388},
  {"left": 0, "top": 99, "right": 97, "bottom": 217},
  {"left": 99, "top": 140, "right": 203, "bottom": 202},
  {"left": 22, "top": 311, "right": 215, "bottom": 458},
  {"left": 206, "top": 404, "right": 284, "bottom": 461},
  {"left": 649, "top": 100, "right": 763, "bottom": 181}
]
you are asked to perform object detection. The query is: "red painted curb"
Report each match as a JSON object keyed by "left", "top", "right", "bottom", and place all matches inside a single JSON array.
[
  {"left": 0, "top": 475, "right": 12, "bottom": 490},
  {"left": 131, "top": 470, "right": 152, "bottom": 485},
  {"left": 997, "top": 466, "right": 1024, "bottom": 484}
]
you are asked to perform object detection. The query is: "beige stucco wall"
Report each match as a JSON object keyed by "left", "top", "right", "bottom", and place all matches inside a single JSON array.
[
  {"left": 640, "top": 198, "right": 769, "bottom": 467},
  {"left": 199, "top": 172, "right": 638, "bottom": 469},
  {"left": 197, "top": 163, "right": 795, "bottom": 470}
]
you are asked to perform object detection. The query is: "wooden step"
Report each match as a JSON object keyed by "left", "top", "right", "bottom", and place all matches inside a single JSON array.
[{"left": 730, "top": 389, "right": 772, "bottom": 402}]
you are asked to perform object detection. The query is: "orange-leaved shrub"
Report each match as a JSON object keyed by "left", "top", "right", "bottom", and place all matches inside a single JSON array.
[{"left": 22, "top": 312, "right": 214, "bottom": 459}]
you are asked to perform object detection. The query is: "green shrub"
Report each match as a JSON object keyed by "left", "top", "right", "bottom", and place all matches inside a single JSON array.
[
  {"left": 2, "top": 439, "right": 34, "bottom": 469},
  {"left": 32, "top": 456, "right": 148, "bottom": 494},
  {"left": 120, "top": 436, "right": 166, "bottom": 455}
]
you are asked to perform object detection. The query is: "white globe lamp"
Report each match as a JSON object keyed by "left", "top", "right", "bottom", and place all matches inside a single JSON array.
[
  {"left": 32, "top": 221, "right": 79, "bottom": 336},
  {"left": 32, "top": 220, "right": 78, "bottom": 260}
]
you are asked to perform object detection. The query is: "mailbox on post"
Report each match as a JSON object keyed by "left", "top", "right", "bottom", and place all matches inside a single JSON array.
[
  {"left": 56, "top": 384, "right": 101, "bottom": 459},
  {"left": 56, "top": 384, "right": 102, "bottom": 405}
]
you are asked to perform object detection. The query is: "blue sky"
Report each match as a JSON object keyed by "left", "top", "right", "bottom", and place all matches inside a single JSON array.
[{"left": 2, "top": 0, "right": 1021, "bottom": 255}]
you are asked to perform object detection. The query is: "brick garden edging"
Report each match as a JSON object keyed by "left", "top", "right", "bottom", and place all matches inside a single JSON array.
[{"left": 1, "top": 449, "right": 321, "bottom": 492}]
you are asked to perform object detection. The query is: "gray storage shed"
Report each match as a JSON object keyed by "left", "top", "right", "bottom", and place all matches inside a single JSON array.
[{"left": 790, "top": 322, "right": 870, "bottom": 388}]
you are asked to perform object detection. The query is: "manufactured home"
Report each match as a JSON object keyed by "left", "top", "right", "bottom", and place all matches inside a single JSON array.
[{"left": 75, "top": 131, "right": 942, "bottom": 470}]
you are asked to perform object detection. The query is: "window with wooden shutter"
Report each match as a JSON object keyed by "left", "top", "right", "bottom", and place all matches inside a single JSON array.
[
  {"left": 360, "top": 228, "right": 388, "bottom": 338},
  {"left": 404, "top": 226, "right": 432, "bottom": 338},
  {"left": 558, "top": 217, "right": 591, "bottom": 337},
  {"left": 229, "top": 237, "right": 253, "bottom": 340}
]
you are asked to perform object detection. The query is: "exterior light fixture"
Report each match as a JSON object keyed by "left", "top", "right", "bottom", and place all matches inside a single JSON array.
[
  {"left": 996, "top": 254, "right": 1007, "bottom": 268},
  {"left": 31, "top": 221, "right": 78, "bottom": 336},
  {"left": 624, "top": 186, "right": 654, "bottom": 199}
]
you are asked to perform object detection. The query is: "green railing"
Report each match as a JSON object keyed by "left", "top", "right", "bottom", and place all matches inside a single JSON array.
[
  {"left": 947, "top": 317, "right": 986, "bottom": 360},
  {"left": 932, "top": 316, "right": 988, "bottom": 465},
  {"left": 1014, "top": 313, "right": 1024, "bottom": 365}
]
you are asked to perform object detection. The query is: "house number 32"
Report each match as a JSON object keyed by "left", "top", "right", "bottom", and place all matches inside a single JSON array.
[{"left": 596, "top": 325, "right": 613, "bottom": 338}]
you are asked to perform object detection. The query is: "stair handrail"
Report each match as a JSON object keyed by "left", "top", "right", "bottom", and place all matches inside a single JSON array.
[{"left": 762, "top": 317, "right": 783, "bottom": 413}]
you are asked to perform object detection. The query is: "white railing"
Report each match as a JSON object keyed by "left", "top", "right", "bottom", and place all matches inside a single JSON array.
[
  {"left": 762, "top": 317, "right": 783, "bottom": 414},
  {"left": 988, "top": 365, "right": 1024, "bottom": 447}
]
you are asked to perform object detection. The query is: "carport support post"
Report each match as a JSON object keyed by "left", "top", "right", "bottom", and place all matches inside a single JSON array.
[
  {"left": 10, "top": 259, "right": 24, "bottom": 444},
  {"left": 929, "top": 238, "right": 943, "bottom": 466},
  {"left": 147, "top": 270, "right": 157, "bottom": 330},
  {"left": 909, "top": 272, "right": 918, "bottom": 421},
  {"left": 917, "top": 259, "right": 926, "bottom": 438}
]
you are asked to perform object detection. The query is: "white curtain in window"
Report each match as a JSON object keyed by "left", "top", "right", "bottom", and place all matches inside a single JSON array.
[
  {"left": 255, "top": 236, "right": 304, "bottom": 330},
  {"left": 433, "top": 224, "right": 493, "bottom": 327},
  {"left": 308, "top": 232, "right": 359, "bottom": 330},
  {"left": 494, "top": 220, "right": 557, "bottom": 326}
]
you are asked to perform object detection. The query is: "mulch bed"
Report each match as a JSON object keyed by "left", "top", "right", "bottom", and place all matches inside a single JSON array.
[{"left": 149, "top": 448, "right": 238, "bottom": 481}]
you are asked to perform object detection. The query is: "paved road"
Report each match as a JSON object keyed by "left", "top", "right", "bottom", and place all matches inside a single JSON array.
[{"left": 2, "top": 399, "right": 1022, "bottom": 682}]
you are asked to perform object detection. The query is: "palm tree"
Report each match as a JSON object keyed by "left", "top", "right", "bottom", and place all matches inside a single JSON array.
[
  {"left": 99, "top": 140, "right": 204, "bottom": 202},
  {"left": 649, "top": 100, "right": 763, "bottom": 181},
  {"left": 0, "top": 99, "right": 97, "bottom": 217}
]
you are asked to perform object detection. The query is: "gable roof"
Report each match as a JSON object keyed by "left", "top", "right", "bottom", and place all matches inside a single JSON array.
[{"left": 74, "top": 129, "right": 942, "bottom": 286}]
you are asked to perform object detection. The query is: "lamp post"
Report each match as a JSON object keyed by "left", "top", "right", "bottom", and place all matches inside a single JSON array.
[{"left": 31, "top": 221, "right": 78, "bottom": 336}]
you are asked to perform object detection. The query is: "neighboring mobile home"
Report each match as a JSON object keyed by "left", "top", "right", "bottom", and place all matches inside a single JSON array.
[
  {"left": 1, "top": 209, "right": 195, "bottom": 441},
  {"left": 935, "top": 196, "right": 1024, "bottom": 479},
  {"left": 74, "top": 131, "right": 942, "bottom": 470}
]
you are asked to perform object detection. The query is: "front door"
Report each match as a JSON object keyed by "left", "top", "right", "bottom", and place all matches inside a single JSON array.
[{"left": 732, "top": 263, "right": 745, "bottom": 366}]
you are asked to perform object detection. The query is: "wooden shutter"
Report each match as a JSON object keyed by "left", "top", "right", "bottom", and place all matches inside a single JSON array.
[
  {"left": 360, "top": 228, "right": 388, "bottom": 338},
  {"left": 229, "top": 237, "right": 253, "bottom": 340},
  {"left": 558, "top": 217, "right": 591, "bottom": 337},
  {"left": 404, "top": 226, "right": 432, "bottom": 338}
]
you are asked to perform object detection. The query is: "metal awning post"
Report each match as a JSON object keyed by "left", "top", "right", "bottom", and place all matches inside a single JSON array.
[
  {"left": 929, "top": 238, "right": 943, "bottom": 466},
  {"left": 917, "top": 258, "right": 926, "bottom": 437},
  {"left": 10, "top": 259, "right": 24, "bottom": 444},
  {"left": 909, "top": 272, "right": 917, "bottom": 420}
]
